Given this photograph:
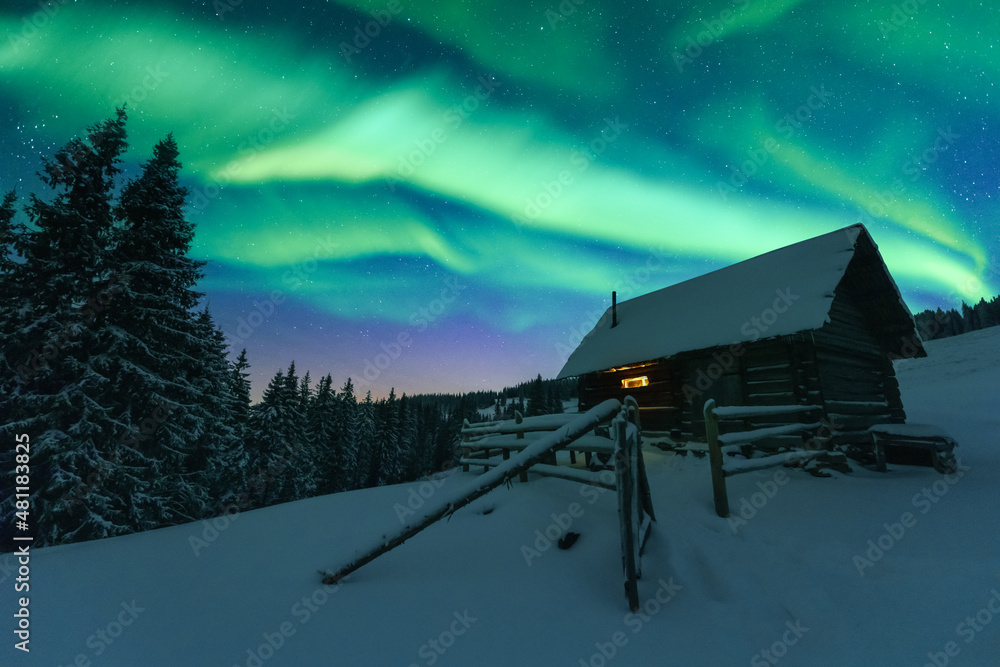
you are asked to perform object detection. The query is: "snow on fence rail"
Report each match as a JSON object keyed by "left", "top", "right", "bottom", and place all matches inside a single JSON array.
[
  {"left": 460, "top": 411, "right": 610, "bottom": 482},
  {"left": 322, "top": 397, "right": 656, "bottom": 612},
  {"left": 704, "top": 399, "right": 824, "bottom": 518},
  {"left": 462, "top": 412, "right": 579, "bottom": 439}
]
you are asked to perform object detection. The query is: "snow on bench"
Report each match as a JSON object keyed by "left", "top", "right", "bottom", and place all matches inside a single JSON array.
[
  {"left": 868, "top": 423, "right": 959, "bottom": 473},
  {"left": 869, "top": 423, "right": 956, "bottom": 442}
]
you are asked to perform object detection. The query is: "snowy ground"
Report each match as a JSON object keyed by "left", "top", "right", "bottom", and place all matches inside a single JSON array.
[{"left": 3, "top": 328, "right": 999, "bottom": 666}]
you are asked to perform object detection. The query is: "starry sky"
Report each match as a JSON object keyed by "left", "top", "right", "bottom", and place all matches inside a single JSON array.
[{"left": 2, "top": 0, "right": 998, "bottom": 400}]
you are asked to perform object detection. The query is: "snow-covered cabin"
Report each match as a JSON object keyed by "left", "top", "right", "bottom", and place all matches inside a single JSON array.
[{"left": 557, "top": 224, "right": 926, "bottom": 447}]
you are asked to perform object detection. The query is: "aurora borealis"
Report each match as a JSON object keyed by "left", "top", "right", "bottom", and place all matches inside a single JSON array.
[{"left": 2, "top": 0, "right": 998, "bottom": 399}]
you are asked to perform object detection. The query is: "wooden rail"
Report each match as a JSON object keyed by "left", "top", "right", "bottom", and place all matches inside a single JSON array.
[
  {"left": 461, "top": 411, "right": 607, "bottom": 479},
  {"left": 462, "top": 412, "right": 579, "bottom": 440},
  {"left": 704, "top": 400, "right": 824, "bottom": 518}
]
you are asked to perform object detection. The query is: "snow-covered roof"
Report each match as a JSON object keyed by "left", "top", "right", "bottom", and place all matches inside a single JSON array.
[{"left": 558, "top": 224, "right": 913, "bottom": 378}]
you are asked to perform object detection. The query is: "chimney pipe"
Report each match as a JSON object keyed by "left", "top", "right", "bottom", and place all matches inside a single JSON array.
[{"left": 612, "top": 291, "right": 618, "bottom": 328}]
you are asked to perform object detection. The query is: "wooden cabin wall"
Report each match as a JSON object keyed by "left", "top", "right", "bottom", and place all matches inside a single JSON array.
[
  {"left": 843, "top": 230, "right": 927, "bottom": 359},
  {"left": 740, "top": 337, "right": 827, "bottom": 449},
  {"left": 577, "top": 358, "right": 683, "bottom": 431},
  {"left": 676, "top": 348, "right": 745, "bottom": 440},
  {"left": 678, "top": 335, "right": 824, "bottom": 447},
  {"left": 812, "top": 288, "right": 905, "bottom": 446}
]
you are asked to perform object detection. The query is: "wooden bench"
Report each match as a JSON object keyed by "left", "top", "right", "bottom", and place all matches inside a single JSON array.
[{"left": 869, "top": 423, "right": 958, "bottom": 473}]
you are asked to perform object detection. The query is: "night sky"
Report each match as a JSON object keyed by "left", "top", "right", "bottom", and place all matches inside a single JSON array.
[{"left": 2, "top": 0, "right": 997, "bottom": 400}]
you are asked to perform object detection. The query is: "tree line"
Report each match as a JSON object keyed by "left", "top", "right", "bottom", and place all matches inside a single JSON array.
[{"left": 913, "top": 295, "right": 1000, "bottom": 341}]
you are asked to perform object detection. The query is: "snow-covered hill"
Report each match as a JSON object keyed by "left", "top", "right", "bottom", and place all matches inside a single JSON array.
[{"left": 4, "top": 328, "right": 999, "bottom": 666}]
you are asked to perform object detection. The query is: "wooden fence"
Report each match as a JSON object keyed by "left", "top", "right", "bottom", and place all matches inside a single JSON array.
[
  {"left": 703, "top": 399, "right": 824, "bottom": 518},
  {"left": 460, "top": 411, "right": 618, "bottom": 486},
  {"left": 322, "top": 397, "right": 656, "bottom": 612}
]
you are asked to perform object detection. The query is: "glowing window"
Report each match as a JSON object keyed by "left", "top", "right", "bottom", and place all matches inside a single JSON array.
[{"left": 621, "top": 376, "right": 649, "bottom": 389}]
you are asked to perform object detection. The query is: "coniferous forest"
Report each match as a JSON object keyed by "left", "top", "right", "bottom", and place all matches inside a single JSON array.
[
  {"left": 912, "top": 297, "right": 1000, "bottom": 340},
  {"left": 0, "top": 111, "right": 573, "bottom": 551}
]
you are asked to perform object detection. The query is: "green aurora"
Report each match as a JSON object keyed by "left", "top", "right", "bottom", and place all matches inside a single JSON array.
[{"left": 2, "top": 0, "right": 997, "bottom": 396}]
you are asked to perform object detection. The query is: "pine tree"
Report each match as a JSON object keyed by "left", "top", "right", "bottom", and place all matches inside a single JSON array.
[
  {"left": 248, "top": 364, "right": 308, "bottom": 506},
  {"left": 355, "top": 391, "right": 378, "bottom": 488},
  {"left": 280, "top": 362, "right": 313, "bottom": 501},
  {"left": 1, "top": 110, "right": 132, "bottom": 546},
  {"left": 961, "top": 301, "right": 977, "bottom": 333},
  {"left": 230, "top": 349, "right": 253, "bottom": 429},
  {"left": 914, "top": 311, "right": 936, "bottom": 341},
  {"left": 413, "top": 402, "right": 438, "bottom": 476},
  {"left": 975, "top": 298, "right": 996, "bottom": 328},
  {"left": 299, "top": 371, "right": 312, "bottom": 410},
  {"left": 222, "top": 348, "right": 253, "bottom": 509},
  {"left": 0, "top": 190, "right": 19, "bottom": 444},
  {"left": 190, "top": 309, "right": 246, "bottom": 517},
  {"left": 248, "top": 369, "right": 284, "bottom": 506},
  {"left": 101, "top": 133, "right": 237, "bottom": 530},
  {"left": 308, "top": 374, "right": 340, "bottom": 495},
  {"left": 550, "top": 381, "right": 565, "bottom": 413},
  {"left": 946, "top": 308, "right": 963, "bottom": 336},
  {"left": 527, "top": 373, "right": 546, "bottom": 416},
  {"left": 0, "top": 190, "right": 16, "bottom": 280},
  {"left": 377, "top": 389, "right": 401, "bottom": 485},
  {"left": 435, "top": 405, "right": 460, "bottom": 472},
  {"left": 397, "top": 394, "right": 420, "bottom": 480},
  {"left": 16, "top": 109, "right": 127, "bottom": 306},
  {"left": 932, "top": 308, "right": 947, "bottom": 339},
  {"left": 332, "top": 378, "right": 358, "bottom": 491}
]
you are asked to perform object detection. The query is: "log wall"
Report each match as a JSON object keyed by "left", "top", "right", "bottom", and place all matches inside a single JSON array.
[
  {"left": 677, "top": 336, "right": 824, "bottom": 446},
  {"left": 577, "top": 359, "right": 684, "bottom": 431},
  {"left": 811, "top": 284, "right": 905, "bottom": 446}
]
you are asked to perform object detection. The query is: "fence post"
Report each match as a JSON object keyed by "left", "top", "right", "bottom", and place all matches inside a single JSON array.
[
  {"left": 873, "top": 432, "right": 886, "bottom": 473},
  {"left": 704, "top": 399, "right": 730, "bottom": 518},
  {"left": 615, "top": 413, "right": 640, "bottom": 612},
  {"left": 515, "top": 411, "right": 528, "bottom": 480},
  {"left": 461, "top": 419, "right": 471, "bottom": 472},
  {"left": 625, "top": 395, "right": 656, "bottom": 522}
]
